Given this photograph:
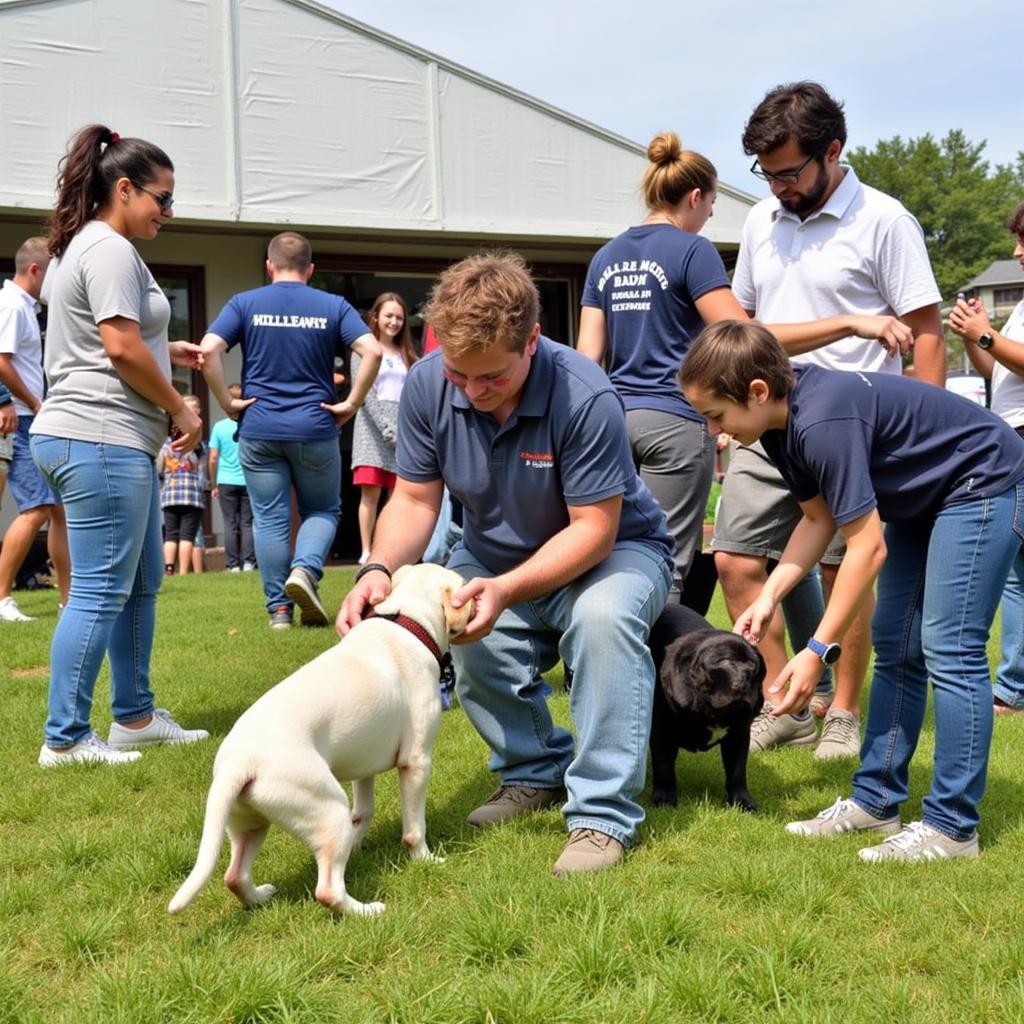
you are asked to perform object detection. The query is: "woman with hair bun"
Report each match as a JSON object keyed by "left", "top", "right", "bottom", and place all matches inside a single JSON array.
[
  {"left": 30, "top": 123, "right": 209, "bottom": 766},
  {"left": 579, "top": 131, "right": 748, "bottom": 602}
]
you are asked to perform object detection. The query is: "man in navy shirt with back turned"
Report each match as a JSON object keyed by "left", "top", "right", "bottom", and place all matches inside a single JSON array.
[
  {"left": 201, "top": 232, "right": 380, "bottom": 628},
  {"left": 338, "top": 252, "right": 674, "bottom": 876}
]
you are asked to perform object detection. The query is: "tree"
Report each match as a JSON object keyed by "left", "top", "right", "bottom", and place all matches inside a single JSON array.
[{"left": 847, "top": 131, "right": 1024, "bottom": 301}]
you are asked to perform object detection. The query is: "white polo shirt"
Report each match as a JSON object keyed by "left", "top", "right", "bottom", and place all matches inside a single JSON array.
[
  {"left": 733, "top": 166, "right": 941, "bottom": 374},
  {"left": 0, "top": 278, "right": 44, "bottom": 415},
  {"left": 991, "top": 299, "right": 1024, "bottom": 428}
]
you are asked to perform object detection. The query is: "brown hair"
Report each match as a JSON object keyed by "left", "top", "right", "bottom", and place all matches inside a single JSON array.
[
  {"left": 267, "top": 232, "right": 312, "bottom": 273},
  {"left": 679, "top": 320, "right": 795, "bottom": 404},
  {"left": 14, "top": 237, "right": 50, "bottom": 275},
  {"left": 742, "top": 81, "right": 847, "bottom": 158},
  {"left": 368, "top": 292, "right": 418, "bottom": 369},
  {"left": 49, "top": 124, "right": 173, "bottom": 258},
  {"left": 641, "top": 131, "right": 717, "bottom": 212},
  {"left": 1008, "top": 199, "right": 1024, "bottom": 238},
  {"left": 422, "top": 252, "right": 539, "bottom": 358}
]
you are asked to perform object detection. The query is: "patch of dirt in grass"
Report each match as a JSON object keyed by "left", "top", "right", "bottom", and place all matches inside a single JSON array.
[{"left": 10, "top": 665, "right": 48, "bottom": 680}]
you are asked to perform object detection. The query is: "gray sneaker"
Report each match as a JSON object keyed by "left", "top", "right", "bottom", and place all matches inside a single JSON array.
[
  {"left": 786, "top": 796, "right": 901, "bottom": 837},
  {"left": 749, "top": 703, "right": 818, "bottom": 752},
  {"left": 108, "top": 708, "right": 210, "bottom": 749},
  {"left": 269, "top": 605, "right": 292, "bottom": 630},
  {"left": 552, "top": 828, "right": 624, "bottom": 876},
  {"left": 858, "top": 821, "right": 980, "bottom": 863},
  {"left": 285, "top": 567, "right": 328, "bottom": 627},
  {"left": 815, "top": 708, "right": 861, "bottom": 760},
  {"left": 466, "top": 785, "right": 565, "bottom": 827}
]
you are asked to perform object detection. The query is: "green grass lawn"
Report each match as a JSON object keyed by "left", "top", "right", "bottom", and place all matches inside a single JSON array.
[{"left": 2, "top": 568, "right": 1024, "bottom": 1023}]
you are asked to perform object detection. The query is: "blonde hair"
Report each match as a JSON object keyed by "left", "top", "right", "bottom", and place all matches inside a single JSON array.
[
  {"left": 641, "top": 131, "right": 717, "bottom": 212},
  {"left": 422, "top": 251, "right": 539, "bottom": 358}
]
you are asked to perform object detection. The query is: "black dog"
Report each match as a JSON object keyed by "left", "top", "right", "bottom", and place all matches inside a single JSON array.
[{"left": 649, "top": 603, "right": 766, "bottom": 813}]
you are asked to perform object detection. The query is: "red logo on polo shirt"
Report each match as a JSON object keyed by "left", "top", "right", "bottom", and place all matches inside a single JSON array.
[{"left": 520, "top": 450, "right": 554, "bottom": 469}]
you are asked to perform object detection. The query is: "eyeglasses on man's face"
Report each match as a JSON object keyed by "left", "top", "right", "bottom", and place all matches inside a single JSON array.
[
  {"left": 131, "top": 180, "right": 175, "bottom": 213},
  {"left": 749, "top": 152, "right": 817, "bottom": 185}
]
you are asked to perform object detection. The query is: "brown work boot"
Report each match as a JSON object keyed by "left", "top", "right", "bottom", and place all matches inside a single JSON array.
[
  {"left": 552, "top": 828, "right": 624, "bottom": 876},
  {"left": 466, "top": 785, "right": 565, "bottom": 827}
]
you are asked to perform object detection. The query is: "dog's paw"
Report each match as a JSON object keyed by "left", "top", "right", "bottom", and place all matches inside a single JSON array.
[
  {"left": 728, "top": 795, "right": 759, "bottom": 815},
  {"left": 252, "top": 884, "right": 277, "bottom": 904},
  {"left": 345, "top": 898, "right": 386, "bottom": 917},
  {"left": 651, "top": 789, "right": 679, "bottom": 808}
]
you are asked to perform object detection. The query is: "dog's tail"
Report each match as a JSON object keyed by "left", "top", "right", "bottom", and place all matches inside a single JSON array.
[{"left": 167, "top": 769, "right": 249, "bottom": 914}]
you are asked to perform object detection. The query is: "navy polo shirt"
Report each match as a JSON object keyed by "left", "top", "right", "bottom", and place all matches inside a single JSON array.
[
  {"left": 397, "top": 336, "right": 674, "bottom": 575},
  {"left": 208, "top": 281, "right": 370, "bottom": 442},
  {"left": 760, "top": 365, "right": 1024, "bottom": 526}
]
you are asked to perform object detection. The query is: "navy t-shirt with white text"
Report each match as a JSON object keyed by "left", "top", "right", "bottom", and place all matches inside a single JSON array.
[
  {"left": 581, "top": 224, "right": 729, "bottom": 420},
  {"left": 208, "top": 281, "right": 369, "bottom": 441},
  {"left": 760, "top": 365, "right": 1024, "bottom": 525}
]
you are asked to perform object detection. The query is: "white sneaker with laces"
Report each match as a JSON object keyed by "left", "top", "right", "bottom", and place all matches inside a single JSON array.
[
  {"left": 39, "top": 731, "right": 142, "bottom": 767},
  {"left": 0, "top": 596, "right": 34, "bottom": 622},
  {"left": 858, "top": 820, "right": 980, "bottom": 862},
  {"left": 107, "top": 708, "right": 210, "bottom": 750}
]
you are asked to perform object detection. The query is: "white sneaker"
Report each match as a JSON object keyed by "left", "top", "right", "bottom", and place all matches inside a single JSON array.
[
  {"left": 0, "top": 596, "right": 34, "bottom": 622},
  {"left": 228, "top": 566, "right": 241, "bottom": 573},
  {"left": 39, "top": 731, "right": 142, "bottom": 767},
  {"left": 357, "top": 550, "right": 370, "bottom": 566},
  {"left": 284, "top": 567, "right": 329, "bottom": 627},
  {"left": 242, "top": 562, "right": 257, "bottom": 572},
  {"left": 858, "top": 821, "right": 980, "bottom": 863},
  {"left": 107, "top": 708, "right": 210, "bottom": 750}
]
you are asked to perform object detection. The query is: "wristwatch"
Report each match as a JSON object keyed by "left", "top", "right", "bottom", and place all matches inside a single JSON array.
[
  {"left": 806, "top": 636, "right": 842, "bottom": 665},
  {"left": 977, "top": 332, "right": 995, "bottom": 350}
]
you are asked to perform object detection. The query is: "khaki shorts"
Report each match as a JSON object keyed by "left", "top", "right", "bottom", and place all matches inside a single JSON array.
[{"left": 711, "top": 442, "right": 845, "bottom": 565}]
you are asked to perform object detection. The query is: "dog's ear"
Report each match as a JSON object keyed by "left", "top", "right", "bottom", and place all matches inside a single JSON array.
[{"left": 442, "top": 585, "right": 474, "bottom": 638}]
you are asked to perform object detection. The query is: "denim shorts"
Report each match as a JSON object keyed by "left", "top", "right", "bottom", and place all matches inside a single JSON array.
[{"left": 11, "top": 416, "right": 60, "bottom": 511}]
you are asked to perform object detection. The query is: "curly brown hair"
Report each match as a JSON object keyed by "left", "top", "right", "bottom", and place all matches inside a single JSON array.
[{"left": 422, "top": 252, "right": 539, "bottom": 358}]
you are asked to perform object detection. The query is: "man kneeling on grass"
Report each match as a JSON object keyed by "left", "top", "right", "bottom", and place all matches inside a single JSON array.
[
  {"left": 679, "top": 320, "right": 1024, "bottom": 861},
  {"left": 338, "top": 252, "right": 673, "bottom": 876}
]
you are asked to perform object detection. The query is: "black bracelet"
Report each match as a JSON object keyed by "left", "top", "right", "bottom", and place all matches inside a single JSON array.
[{"left": 355, "top": 562, "right": 392, "bottom": 583}]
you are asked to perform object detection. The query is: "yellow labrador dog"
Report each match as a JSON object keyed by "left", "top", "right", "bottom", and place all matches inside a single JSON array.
[{"left": 168, "top": 563, "right": 473, "bottom": 917}]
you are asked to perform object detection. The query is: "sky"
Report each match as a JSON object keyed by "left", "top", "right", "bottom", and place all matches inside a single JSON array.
[{"left": 323, "top": 0, "right": 1020, "bottom": 199}]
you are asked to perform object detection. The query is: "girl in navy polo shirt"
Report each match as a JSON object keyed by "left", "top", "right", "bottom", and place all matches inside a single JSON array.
[{"left": 680, "top": 320, "right": 1024, "bottom": 862}]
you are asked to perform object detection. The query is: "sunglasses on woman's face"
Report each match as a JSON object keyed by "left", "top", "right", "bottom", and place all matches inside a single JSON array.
[{"left": 131, "top": 181, "right": 174, "bottom": 213}]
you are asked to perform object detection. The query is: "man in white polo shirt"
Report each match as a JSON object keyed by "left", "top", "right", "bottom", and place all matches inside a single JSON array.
[
  {"left": 0, "top": 237, "right": 70, "bottom": 622},
  {"left": 713, "top": 82, "right": 944, "bottom": 758}
]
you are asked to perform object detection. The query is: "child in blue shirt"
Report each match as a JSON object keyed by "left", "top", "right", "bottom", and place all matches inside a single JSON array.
[{"left": 680, "top": 320, "right": 1024, "bottom": 863}]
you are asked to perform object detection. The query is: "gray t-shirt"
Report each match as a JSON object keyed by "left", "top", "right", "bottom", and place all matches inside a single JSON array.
[{"left": 32, "top": 220, "right": 172, "bottom": 456}]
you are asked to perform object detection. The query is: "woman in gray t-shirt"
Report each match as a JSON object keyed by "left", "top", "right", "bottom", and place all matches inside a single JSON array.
[{"left": 30, "top": 123, "right": 209, "bottom": 766}]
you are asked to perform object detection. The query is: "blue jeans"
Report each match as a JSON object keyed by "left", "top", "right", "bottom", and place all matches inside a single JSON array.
[
  {"left": 781, "top": 568, "right": 834, "bottom": 697},
  {"left": 994, "top": 546, "right": 1024, "bottom": 707},
  {"left": 447, "top": 542, "right": 672, "bottom": 846},
  {"left": 31, "top": 436, "right": 163, "bottom": 749},
  {"left": 852, "top": 485, "right": 1024, "bottom": 840},
  {"left": 239, "top": 438, "right": 341, "bottom": 613}
]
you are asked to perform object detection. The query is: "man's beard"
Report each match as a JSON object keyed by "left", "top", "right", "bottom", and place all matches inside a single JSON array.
[{"left": 779, "top": 161, "right": 831, "bottom": 217}]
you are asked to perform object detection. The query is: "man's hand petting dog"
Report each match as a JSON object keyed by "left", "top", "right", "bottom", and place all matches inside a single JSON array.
[
  {"left": 448, "top": 576, "right": 512, "bottom": 643},
  {"left": 336, "top": 569, "right": 392, "bottom": 636},
  {"left": 649, "top": 604, "right": 766, "bottom": 814}
]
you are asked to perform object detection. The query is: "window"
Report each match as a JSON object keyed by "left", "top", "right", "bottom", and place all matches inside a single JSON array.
[{"left": 994, "top": 287, "right": 1024, "bottom": 306}]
